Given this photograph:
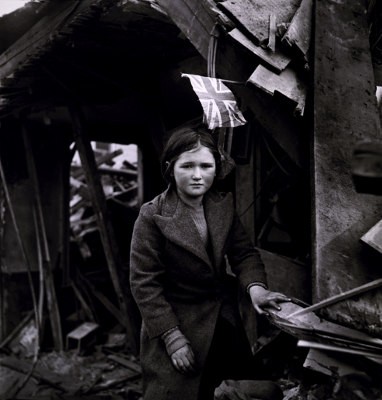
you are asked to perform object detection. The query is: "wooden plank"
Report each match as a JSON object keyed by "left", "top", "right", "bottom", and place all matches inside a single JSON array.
[
  {"left": 228, "top": 28, "right": 291, "bottom": 73},
  {"left": 0, "top": 312, "right": 33, "bottom": 350},
  {"left": 0, "top": 356, "right": 71, "bottom": 391},
  {"left": 304, "top": 349, "right": 361, "bottom": 377},
  {"left": 107, "top": 354, "right": 142, "bottom": 374},
  {"left": 70, "top": 282, "right": 96, "bottom": 322},
  {"left": 282, "top": 0, "right": 313, "bottom": 58},
  {"left": 218, "top": 0, "right": 301, "bottom": 46},
  {"left": 288, "top": 278, "right": 382, "bottom": 318},
  {"left": 83, "top": 277, "right": 125, "bottom": 323},
  {"left": 267, "top": 14, "right": 277, "bottom": 52},
  {"left": 269, "top": 302, "right": 382, "bottom": 350},
  {"left": 87, "top": 371, "right": 142, "bottom": 394},
  {"left": 298, "top": 340, "right": 382, "bottom": 359},
  {"left": 0, "top": 1, "right": 85, "bottom": 79},
  {"left": 69, "top": 106, "right": 138, "bottom": 355},
  {"left": 247, "top": 64, "right": 306, "bottom": 115},
  {"left": 71, "top": 149, "right": 123, "bottom": 179},
  {"left": 22, "top": 127, "right": 63, "bottom": 352}
]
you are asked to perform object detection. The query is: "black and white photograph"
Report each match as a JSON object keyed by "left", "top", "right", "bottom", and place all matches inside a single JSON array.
[{"left": 0, "top": 0, "right": 382, "bottom": 399}]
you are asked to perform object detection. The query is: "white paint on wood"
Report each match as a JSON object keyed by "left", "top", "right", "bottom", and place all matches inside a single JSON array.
[{"left": 247, "top": 64, "right": 306, "bottom": 115}]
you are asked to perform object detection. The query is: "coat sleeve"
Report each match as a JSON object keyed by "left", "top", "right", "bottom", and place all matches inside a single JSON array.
[
  {"left": 130, "top": 204, "right": 179, "bottom": 339},
  {"left": 226, "top": 212, "right": 268, "bottom": 293}
]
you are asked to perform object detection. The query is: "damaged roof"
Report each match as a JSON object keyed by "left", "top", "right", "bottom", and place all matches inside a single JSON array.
[
  {"left": 0, "top": 0, "right": 379, "bottom": 124},
  {"left": 0, "top": 0, "right": 310, "bottom": 121}
]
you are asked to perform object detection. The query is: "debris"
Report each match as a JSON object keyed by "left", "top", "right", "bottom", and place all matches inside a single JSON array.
[
  {"left": 298, "top": 339, "right": 382, "bottom": 359},
  {"left": 70, "top": 106, "right": 138, "bottom": 355},
  {"left": 288, "top": 278, "right": 382, "bottom": 318},
  {"left": 0, "top": 355, "right": 71, "bottom": 392},
  {"left": 215, "top": 379, "right": 283, "bottom": 400},
  {"left": 282, "top": 0, "right": 313, "bottom": 59},
  {"left": 228, "top": 28, "right": 291, "bottom": 73},
  {"left": 7, "top": 318, "right": 38, "bottom": 358},
  {"left": 218, "top": 0, "right": 301, "bottom": 46},
  {"left": 103, "top": 333, "right": 127, "bottom": 350},
  {"left": 0, "top": 312, "right": 33, "bottom": 352},
  {"left": 267, "top": 302, "right": 382, "bottom": 360},
  {"left": 107, "top": 354, "right": 142, "bottom": 374},
  {"left": 87, "top": 370, "right": 141, "bottom": 394},
  {"left": 23, "top": 127, "right": 63, "bottom": 352},
  {"left": 247, "top": 64, "right": 306, "bottom": 116},
  {"left": 66, "top": 322, "right": 99, "bottom": 354},
  {"left": 304, "top": 349, "right": 363, "bottom": 377}
]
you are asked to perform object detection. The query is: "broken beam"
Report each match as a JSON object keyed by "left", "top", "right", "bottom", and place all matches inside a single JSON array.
[{"left": 289, "top": 278, "right": 382, "bottom": 318}]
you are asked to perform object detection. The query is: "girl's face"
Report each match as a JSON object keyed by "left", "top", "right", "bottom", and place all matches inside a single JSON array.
[{"left": 173, "top": 145, "right": 216, "bottom": 202}]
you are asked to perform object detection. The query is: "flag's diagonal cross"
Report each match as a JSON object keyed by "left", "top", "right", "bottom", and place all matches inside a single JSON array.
[{"left": 182, "top": 73, "right": 247, "bottom": 130}]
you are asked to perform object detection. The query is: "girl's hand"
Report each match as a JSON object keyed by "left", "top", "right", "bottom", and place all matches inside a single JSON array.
[
  {"left": 249, "top": 285, "right": 291, "bottom": 316},
  {"left": 171, "top": 343, "right": 196, "bottom": 374}
]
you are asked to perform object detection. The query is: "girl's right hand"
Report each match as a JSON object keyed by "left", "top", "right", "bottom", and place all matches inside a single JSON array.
[{"left": 171, "top": 343, "right": 196, "bottom": 374}]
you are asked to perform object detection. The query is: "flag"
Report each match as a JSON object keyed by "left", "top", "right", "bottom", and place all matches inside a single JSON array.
[{"left": 182, "top": 73, "right": 247, "bottom": 130}]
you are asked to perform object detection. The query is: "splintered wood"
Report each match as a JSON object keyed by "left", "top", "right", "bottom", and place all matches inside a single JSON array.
[
  {"left": 247, "top": 65, "right": 306, "bottom": 115},
  {"left": 268, "top": 301, "right": 382, "bottom": 359},
  {"left": 219, "top": 0, "right": 301, "bottom": 45},
  {"left": 282, "top": 0, "right": 313, "bottom": 58}
]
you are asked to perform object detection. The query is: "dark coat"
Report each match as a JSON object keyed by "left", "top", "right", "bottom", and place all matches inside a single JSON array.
[{"left": 130, "top": 187, "right": 267, "bottom": 400}]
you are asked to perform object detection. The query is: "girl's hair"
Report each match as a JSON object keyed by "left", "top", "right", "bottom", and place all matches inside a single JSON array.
[{"left": 161, "top": 125, "right": 221, "bottom": 184}]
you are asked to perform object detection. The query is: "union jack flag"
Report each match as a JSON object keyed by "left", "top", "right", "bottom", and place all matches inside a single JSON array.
[{"left": 182, "top": 73, "right": 247, "bottom": 130}]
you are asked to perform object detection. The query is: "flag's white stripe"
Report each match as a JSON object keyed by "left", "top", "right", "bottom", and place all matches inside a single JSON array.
[
  {"left": 182, "top": 74, "right": 208, "bottom": 93},
  {"left": 223, "top": 100, "right": 247, "bottom": 126},
  {"left": 201, "top": 99, "right": 223, "bottom": 129}
]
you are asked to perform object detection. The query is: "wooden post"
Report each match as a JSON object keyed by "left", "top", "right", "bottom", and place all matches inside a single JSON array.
[
  {"left": 22, "top": 126, "right": 63, "bottom": 351},
  {"left": 69, "top": 106, "right": 138, "bottom": 354}
]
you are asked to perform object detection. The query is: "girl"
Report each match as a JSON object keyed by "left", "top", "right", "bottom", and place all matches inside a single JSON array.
[{"left": 130, "top": 126, "right": 288, "bottom": 400}]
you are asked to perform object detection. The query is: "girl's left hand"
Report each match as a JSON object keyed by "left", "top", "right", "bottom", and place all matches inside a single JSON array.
[{"left": 249, "top": 285, "right": 291, "bottom": 316}]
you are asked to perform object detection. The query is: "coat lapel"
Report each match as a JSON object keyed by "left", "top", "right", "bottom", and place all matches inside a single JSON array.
[
  {"left": 153, "top": 189, "right": 212, "bottom": 267},
  {"left": 204, "top": 191, "right": 234, "bottom": 269}
]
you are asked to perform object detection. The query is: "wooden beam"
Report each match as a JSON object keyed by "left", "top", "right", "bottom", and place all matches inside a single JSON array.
[
  {"left": 22, "top": 126, "right": 63, "bottom": 352},
  {"left": 267, "top": 14, "right": 277, "bottom": 52},
  {"left": 69, "top": 106, "right": 138, "bottom": 355},
  {"left": 289, "top": 279, "right": 382, "bottom": 318}
]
